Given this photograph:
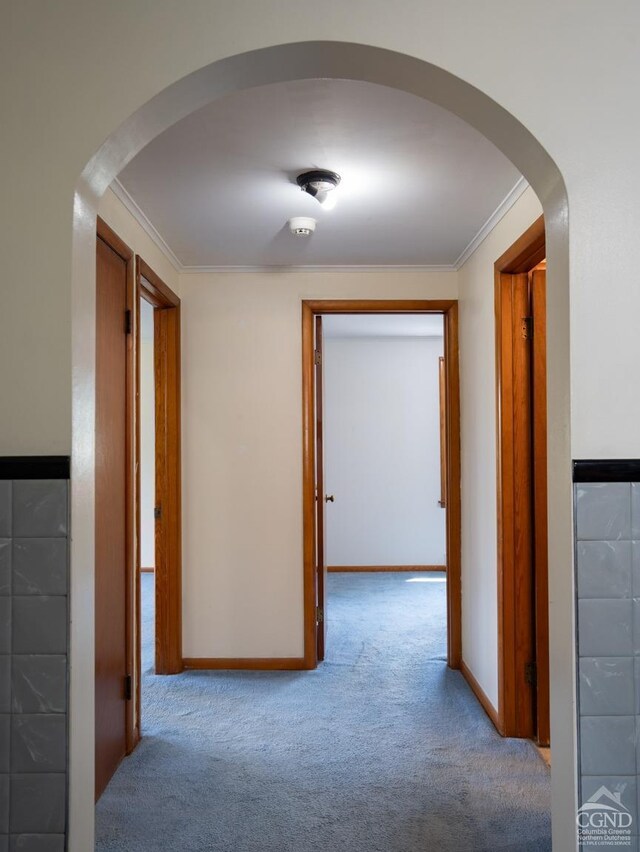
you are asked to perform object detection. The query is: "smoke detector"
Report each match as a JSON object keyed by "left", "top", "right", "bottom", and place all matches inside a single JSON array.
[{"left": 289, "top": 217, "right": 316, "bottom": 237}]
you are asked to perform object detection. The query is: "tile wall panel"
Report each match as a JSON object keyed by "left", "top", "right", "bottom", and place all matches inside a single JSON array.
[
  {"left": 0, "top": 470, "right": 68, "bottom": 852},
  {"left": 576, "top": 477, "right": 640, "bottom": 850}
]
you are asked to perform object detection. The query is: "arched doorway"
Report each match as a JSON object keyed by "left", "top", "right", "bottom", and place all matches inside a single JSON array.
[{"left": 71, "top": 41, "right": 572, "bottom": 850}]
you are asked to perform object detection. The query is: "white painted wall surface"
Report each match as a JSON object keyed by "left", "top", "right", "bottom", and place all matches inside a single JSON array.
[
  {"left": 457, "top": 185, "right": 543, "bottom": 709},
  {"left": 179, "top": 270, "right": 457, "bottom": 658},
  {"left": 139, "top": 300, "right": 155, "bottom": 569},
  {"left": 9, "top": 3, "right": 637, "bottom": 846},
  {"left": 323, "top": 336, "right": 445, "bottom": 566},
  {"left": 98, "top": 187, "right": 180, "bottom": 296}
]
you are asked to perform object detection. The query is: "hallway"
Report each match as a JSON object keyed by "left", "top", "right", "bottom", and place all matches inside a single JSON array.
[{"left": 96, "top": 573, "right": 551, "bottom": 851}]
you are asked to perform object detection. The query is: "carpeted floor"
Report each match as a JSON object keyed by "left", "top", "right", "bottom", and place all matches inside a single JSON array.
[{"left": 95, "top": 572, "right": 551, "bottom": 851}]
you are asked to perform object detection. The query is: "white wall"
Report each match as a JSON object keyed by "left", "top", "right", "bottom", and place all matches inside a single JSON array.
[
  {"left": 324, "top": 336, "right": 445, "bottom": 566},
  {"left": 10, "top": 4, "right": 638, "bottom": 847},
  {"left": 179, "top": 270, "right": 457, "bottom": 658},
  {"left": 98, "top": 187, "right": 180, "bottom": 295},
  {"left": 457, "top": 185, "right": 543, "bottom": 709},
  {"left": 139, "top": 300, "right": 155, "bottom": 569}
]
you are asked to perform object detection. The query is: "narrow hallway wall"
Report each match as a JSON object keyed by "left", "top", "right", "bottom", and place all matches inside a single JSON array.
[{"left": 457, "top": 185, "right": 543, "bottom": 709}]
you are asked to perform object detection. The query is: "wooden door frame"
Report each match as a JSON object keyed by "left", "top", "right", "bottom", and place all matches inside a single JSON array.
[
  {"left": 494, "top": 215, "right": 549, "bottom": 739},
  {"left": 301, "top": 299, "right": 461, "bottom": 670},
  {"left": 95, "top": 217, "right": 137, "bottom": 753},
  {"left": 135, "top": 257, "right": 182, "bottom": 709}
]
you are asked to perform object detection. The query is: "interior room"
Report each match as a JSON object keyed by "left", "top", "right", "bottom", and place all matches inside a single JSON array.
[
  {"left": 8, "top": 6, "right": 638, "bottom": 851},
  {"left": 92, "top": 77, "right": 551, "bottom": 851}
]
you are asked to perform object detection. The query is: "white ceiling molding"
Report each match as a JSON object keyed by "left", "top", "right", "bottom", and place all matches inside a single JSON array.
[
  {"left": 111, "top": 179, "right": 182, "bottom": 272},
  {"left": 178, "top": 264, "right": 457, "bottom": 274},
  {"left": 111, "top": 175, "right": 528, "bottom": 275},
  {"left": 453, "top": 177, "right": 529, "bottom": 269}
]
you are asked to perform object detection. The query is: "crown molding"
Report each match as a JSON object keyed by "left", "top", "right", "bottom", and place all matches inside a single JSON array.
[
  {"left": 453, "top": 177, "right": 530, "bottom": 270},
  {"left": 179, "top": 263, "right": 456, "bottom": 274},
  {"left": 112, "top": 176, "right": 529, "bottom": 275},
  {"left": 110, "top": 179, "right": 182, "bottom": 272}
]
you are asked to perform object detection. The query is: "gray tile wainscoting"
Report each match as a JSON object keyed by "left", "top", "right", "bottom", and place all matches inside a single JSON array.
[
  {"left": 0, "top": 459, "right": 69, "bottom": 852},
  {"left": 575, "top": 463, "right": 640, "bottom": 852}
]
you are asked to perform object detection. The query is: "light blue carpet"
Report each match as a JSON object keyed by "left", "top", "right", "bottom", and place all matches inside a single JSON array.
[{"left": 96, "top": 572, "right": 551, "bottom": 851}]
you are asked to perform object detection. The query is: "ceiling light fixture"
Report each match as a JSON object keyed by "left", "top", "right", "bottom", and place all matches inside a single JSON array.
[{"left": 297, "top": 169, "right": 341, "bottom": 207}]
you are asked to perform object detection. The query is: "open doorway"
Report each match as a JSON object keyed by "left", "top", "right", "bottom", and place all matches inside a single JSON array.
[
  {"left": 138, "top": 296, "right": 156, "bottom": 687},
  {"left": 135, "top": 259, "right": 182, "bottom": 724},
  {"left": 320, "top": 312, "right": 448, "bottom": 667},
  {"left": 301, "top": 300, "right": 461, "bottom": 670}
]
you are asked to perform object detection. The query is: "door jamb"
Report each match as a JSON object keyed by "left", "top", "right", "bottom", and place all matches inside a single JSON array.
[
  {"left": 95, "top": 217, "right": 137, "bottom": 753},
  {"left": 494, "top": 215, "right": 547, "bottom": 738},
  {"left": 301, "top": 299, "right": 461, "bottom": 670},
  {"left": 135, "top": 258, "right": 182, "bottom": 698}
]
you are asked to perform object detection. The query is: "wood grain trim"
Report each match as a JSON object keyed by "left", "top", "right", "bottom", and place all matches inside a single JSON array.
[
  {"left": 494, "top": 221, "right": 547, "bottom": 740},
  {"left": 531, "top": 269, "right": 550, "bottom": 747},
  {"left": 328, "top": 565, "right": 446, "bottom": 573},
  {"left": 140, "top": 567, "right": 155, "bottom": 573},
  {"left": 133, "top": 252, "right": 143, "bottom": 747},
  {"left": 444, "top": 302, "right": 462, "bottom": 669},
  {"left": 302, "top": 299, "right": 456, "bottom": 314},
  {"left": 301, "top": 302, "right": 317, "bottom": 670},
  {"left": 137, "top": 257, "right": 180, "bottom": 308},
  {"left": 154, "top": 303, "right": 182, "bottom": 674},
  {"left": 494, "top": 215, "right": 545, "bottom": 274},
  {"left": 438, "top": 356, "right": 447, "bottom": 508},
  {"left": 460, "top": 660, "right": 502, "bottom": 733},
  {"left": 97, "top": 217, "right": 134, "bottom": 263},
  {"left": 302, "top": 300, "right": 462, "bottom": 673},
  {"left": 135, "top": 258, "right": 182, "bottom": 681},
  {"left": 183, "top": 658, "right": 307, "bottom": 671},
  {"left": 97, "top": 220, "right": 137, "bottom": 754}
]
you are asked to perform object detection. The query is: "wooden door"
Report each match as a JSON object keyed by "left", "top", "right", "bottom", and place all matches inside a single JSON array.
[
  {"left": 95, "top": 228, "right": 133, "bottom": 800},
  {"left": 315, "top": 316, "right": 328, "bottom": 661},
  {"left": 496, "top": 254, "right": 549, "bottom": 744},
  {"left": 509, "top": 272, "right": 537, "bottom": 738},
  {"left": 531, "top": 267, "right": 550, "bottom": 746}
]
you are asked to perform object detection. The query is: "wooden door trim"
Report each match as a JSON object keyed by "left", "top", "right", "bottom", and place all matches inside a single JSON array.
[
  {"left": 137, "top": 257, "right": 180, "bottom": 308},
  {"left": 136, "top": 259, "right": 182, "bottom": 691},
  {"left": 314, "top": 316, "right": 327, "bottom": 661},
  {"left": 95, "top": 217, "right": 137, "bottom": 755},
  {"left": 494, "top": 215, "right": 549, "bottom": 740},
  {"left": 494, "top": 216, "right": 545, "bottom": 274},
  {"left": 438, "top": 356, "right": 447, "bottom": 509},
  {"left": 301, "top": 299, "right": 461, "bottom": 670},
  {"left": 531, "top": 268, "right": 550, "bottom": 746}
]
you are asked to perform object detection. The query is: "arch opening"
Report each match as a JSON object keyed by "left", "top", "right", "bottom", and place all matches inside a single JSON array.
[{"left": 71, "top": 40, "right": 572, "bottom": 851}]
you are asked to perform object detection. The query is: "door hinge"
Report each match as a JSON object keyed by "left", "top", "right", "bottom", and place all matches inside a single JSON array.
[
  {"left": 521, "top": 316, "right": 533, "bottom": 340},
  {"left": 314, "top": 349, "right": 322, "bottom": 366},
  {"left": 124, "top": 674, "right": 133, "bottom": 701},
  {"left": 154, "top": 506, "right": 161, "bottom": 520},
  {"left": 316, "top": 606, "right": 324, "bottom": 624},
  {"left": 525, "top": 661, "right": 537, "bottom": 687},
  {"left": 125, "top": 309, "right": 132, "bottom": 335}
]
